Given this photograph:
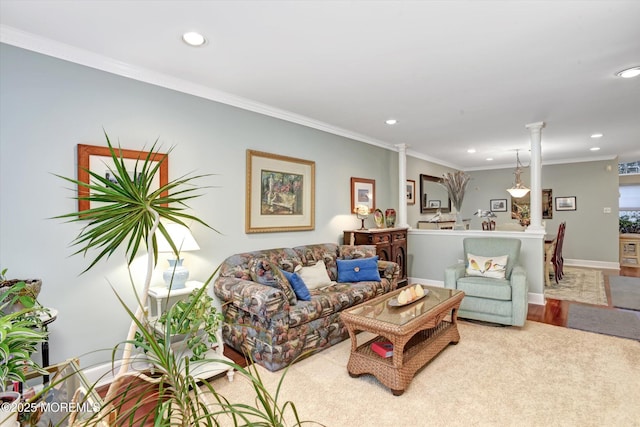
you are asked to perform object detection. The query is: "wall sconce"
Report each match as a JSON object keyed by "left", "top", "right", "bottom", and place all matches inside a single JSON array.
[{"left": 156, "top": 223, "right": 200, "bottom": 289}]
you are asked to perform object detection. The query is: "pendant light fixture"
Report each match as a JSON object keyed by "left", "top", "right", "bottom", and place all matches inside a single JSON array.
[{"left": 506, "top": 151, "right": 530, "bottom": 198}]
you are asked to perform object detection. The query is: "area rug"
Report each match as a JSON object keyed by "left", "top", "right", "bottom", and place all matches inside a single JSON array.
[
  {"left": 567, "top": 304, "right": 640, "bottom": 341},
  {"left": 609, "top": 275, "right": 640, "bottom": 311},
  {"left": 544, "top": 266, "right": 607, "bottom": 305},
  {"left": 208, "top": 321, "right": 640, "bottom": 426}
]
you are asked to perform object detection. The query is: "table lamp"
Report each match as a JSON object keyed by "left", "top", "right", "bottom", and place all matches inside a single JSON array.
[
  {"left": 354, "top": 205, "right": 371, "bottom": 230},
  {"left": 156, "top": 223, "right": 200, "bottom": 289}
]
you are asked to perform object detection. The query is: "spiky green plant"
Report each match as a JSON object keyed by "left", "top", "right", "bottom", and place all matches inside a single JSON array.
[
  {"left": 54, "top": 131, "right": 213, "bottom": 396},
  {"left": 53, "top": 131, "right": 316, "bottom": 426},
  {"left": 54, "top": 131, "right": 210, "bottom": 272}
]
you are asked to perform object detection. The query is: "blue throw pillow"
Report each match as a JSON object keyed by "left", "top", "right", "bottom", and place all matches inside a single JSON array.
[
  {"left": 280, "top": 269, "right": 312, "bottom": 301},
  {"left": 337, "top": 256, "right": 381, "bottom": 283}
]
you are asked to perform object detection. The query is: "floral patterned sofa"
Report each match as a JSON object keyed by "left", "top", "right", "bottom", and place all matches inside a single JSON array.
[{"left": 213, "top": 243, "right": 400, "bottom": 371}]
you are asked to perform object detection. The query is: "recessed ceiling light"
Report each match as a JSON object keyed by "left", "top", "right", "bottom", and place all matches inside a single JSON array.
[
  {"left": 385, "top": 119, "right": 398, "bottom": 125},
  {"left": 182, "top": 32, "right": 207, "bottom": 47},
  {"left": 467, "top": 149, "right": 476, "bottom": 154},
  {"left": 486, "top": 157, "right": 494, "bottom": 161},
  {"left": 591, "top": 133, "right": 603, "bottom": 138},
  {"left": 590, "top": 147, "right": 601, "bottom": 151},
  {"left": 616, "top": 66, "right": 640, "bottom": 78}
]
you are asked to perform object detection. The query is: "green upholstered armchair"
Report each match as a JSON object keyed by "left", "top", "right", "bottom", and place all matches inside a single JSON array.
[{"left": 444, "top": 237, "right": 528, "bottom": 326}]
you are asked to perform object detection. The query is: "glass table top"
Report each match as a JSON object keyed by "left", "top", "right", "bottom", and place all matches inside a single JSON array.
[{"left": 344, "top": 285, "right": 462, "bottom": 326}]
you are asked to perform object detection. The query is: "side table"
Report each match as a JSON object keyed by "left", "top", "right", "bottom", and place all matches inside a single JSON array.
[
  {"left": 146, "top": 281, "right": 234, "bottom": 382},
  {"left": 147, "top": 280, "right": 204, "bottom": 317}
]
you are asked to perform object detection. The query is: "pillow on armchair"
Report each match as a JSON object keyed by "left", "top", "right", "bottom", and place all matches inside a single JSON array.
[{"left": 466, "top": 253, "right": 508, "bottom": 279}]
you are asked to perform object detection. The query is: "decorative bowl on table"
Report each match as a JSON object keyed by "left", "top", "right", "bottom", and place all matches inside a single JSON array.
[{"left": 388, "top": 284, "right": 429, "bottom": 307}]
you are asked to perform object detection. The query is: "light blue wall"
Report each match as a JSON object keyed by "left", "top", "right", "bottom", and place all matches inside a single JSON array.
[{"left": 0, "top": 44, "right": 399, "bottom": 366}]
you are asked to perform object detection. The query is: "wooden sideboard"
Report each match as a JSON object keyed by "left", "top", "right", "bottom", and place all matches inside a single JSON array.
[
  {"left": 343, "top": 227, "right": 408, "bottom": 286},
  {"left": 620, "top": 234, "right": 640, "bottom": 268}
]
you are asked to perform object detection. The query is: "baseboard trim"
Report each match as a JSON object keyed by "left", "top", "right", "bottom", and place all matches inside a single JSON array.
[
  {"left": 407, "top": 277, "right": 443, "bottom": 287},
  {"left": 565, "top": 259, "right": 620, "bottom": 270},
  {"left": 528, "top": 292, "right": 545, "bottom": 306}
]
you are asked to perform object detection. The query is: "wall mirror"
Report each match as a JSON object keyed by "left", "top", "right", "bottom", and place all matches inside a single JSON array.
[{"left": 419, "top": 174, "right": 451, "bottom": 214}]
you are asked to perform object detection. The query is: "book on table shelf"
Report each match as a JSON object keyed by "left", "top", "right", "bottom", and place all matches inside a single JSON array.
[{"left": 371, "top": 341, "right": 393, "bottom": 358}]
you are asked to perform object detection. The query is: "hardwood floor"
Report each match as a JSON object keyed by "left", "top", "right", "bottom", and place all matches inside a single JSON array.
[{"left": 527, "top": 266, "right": 640, "bottom": 327}]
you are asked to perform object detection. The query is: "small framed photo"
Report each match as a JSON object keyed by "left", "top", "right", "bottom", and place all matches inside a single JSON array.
[
  {"left": 490, "top": 199, "right": 507, "bottom": 212},
  {"left": 428, "top": 200, "right": 441, "bottom": 208},
  {"left": 406, "top": 179, "right": 416, "bottom": 205},
  {"left": 555, "top": 196, "right": 577, "bottom": 211},
  {"left": 350, "top": 177, "right": 376, "bottom": 213}
]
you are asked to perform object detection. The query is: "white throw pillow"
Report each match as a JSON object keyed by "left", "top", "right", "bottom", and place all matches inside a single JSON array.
[
  {"left": 466, "top": 254, "right": 508, "bottom": 279},
  {"left": 295, "top": 260, "right": 333, "bottom": 289}
]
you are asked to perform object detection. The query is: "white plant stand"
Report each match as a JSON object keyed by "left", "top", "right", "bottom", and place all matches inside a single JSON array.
[{"left": 148, "top": 280, "right": 234, "bottom": 383}]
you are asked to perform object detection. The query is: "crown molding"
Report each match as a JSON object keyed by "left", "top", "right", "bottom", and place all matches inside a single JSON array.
[
  {"left": 0, "top": 25, "right": 620, "bottom": 172},
  {"left": 406, "top": 149, "right": 463, "bottom": 171},
  {"left": 0, "top": 25, "right": 396, "bottom": 153}
]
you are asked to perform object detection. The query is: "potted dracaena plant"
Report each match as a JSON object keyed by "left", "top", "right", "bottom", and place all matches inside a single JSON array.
[{"left": 53, "top": 131, "right": 311, "bottom": 426}]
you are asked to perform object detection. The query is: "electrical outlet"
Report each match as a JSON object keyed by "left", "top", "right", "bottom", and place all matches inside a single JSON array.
[{"left": 603, "top": 207, "right": 612, "bottom": 214}]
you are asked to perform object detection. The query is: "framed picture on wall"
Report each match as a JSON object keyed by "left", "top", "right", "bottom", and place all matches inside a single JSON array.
[
  {"left": 555, "top": 196, "right": 577, "bottom": 211},
  {"left": 406, "top": 179, "right": 416, "bottom": 205},
  {"left": 246, "top": 149, "right": 315, "bottom": 233},
  {"left": 77, "top": 144, "right": 169, "bottom": 213},
  {"left": 490, "top": 199, "right": 507, "bottom": 212},
  {"left": 350, "top": 177, "right": 376, "bottom": 212},
  {"left": 542, "top": 189, "right": 553, "bottom": 218}
]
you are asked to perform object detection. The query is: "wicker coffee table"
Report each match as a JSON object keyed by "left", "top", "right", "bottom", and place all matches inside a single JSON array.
[{"left": 340, "top": 285, "right": 464, "bottom": 395}]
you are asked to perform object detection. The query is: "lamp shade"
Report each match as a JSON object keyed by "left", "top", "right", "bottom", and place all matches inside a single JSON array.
[
  {"left": 506, "top": 186, "right": 531, "bottom": 198},
  {"left": 156, "top": 223, "right": 200, "bottom": 253}
]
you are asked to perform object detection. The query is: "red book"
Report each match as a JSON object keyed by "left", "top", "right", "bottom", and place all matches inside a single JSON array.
[{"left": 371, "top": 341, "right": 393, "bottom": 358}]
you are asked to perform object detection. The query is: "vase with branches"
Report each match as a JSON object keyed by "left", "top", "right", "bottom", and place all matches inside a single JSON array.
[{"left": 439, "top": 171, "right": 471, "bottom": 229}]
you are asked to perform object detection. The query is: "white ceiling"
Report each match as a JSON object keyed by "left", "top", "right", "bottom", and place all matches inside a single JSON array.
[{"left": 1, "top": 0, "right": 639, "bottom": 170}]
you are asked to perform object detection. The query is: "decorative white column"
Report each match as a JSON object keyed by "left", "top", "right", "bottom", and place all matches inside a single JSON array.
[
  {"left": 525, "top": 121, "right": 545, "bottom": 233},
  {"left": 395, "top": 143, "right": 410, "bottom": 228}
]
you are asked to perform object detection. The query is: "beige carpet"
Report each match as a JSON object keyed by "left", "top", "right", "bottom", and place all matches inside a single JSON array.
[
  {"left": 544, "top": 267, "right": 608, "bottom": 306},
  {"left": 209, "top": 321, "right": 640, "bottom": 426}
]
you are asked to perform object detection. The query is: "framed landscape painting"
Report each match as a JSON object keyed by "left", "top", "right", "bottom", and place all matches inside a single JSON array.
[{"left": 246, "top": 149, "right": 315, "bottom": 233}]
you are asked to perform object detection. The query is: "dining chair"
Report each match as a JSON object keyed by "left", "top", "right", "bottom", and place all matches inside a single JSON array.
[
  {"left": 550, "top": 222, "right": 566, "bottom": 283},
  {"left": 482, "top": 220, "right": 496, "bottom": 231}
]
